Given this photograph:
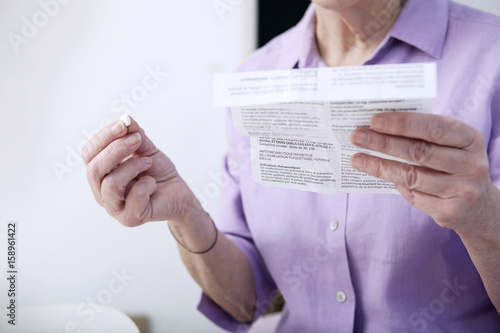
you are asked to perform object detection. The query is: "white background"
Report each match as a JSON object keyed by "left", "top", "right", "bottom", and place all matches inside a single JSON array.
[{"left": 0, "top": 1, "right": 499, "bottom": 332}]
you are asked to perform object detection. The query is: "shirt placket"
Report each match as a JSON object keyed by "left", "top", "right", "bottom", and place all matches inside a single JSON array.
[{"left": 323, "top": 193, "right": 356, "bottom": 332}]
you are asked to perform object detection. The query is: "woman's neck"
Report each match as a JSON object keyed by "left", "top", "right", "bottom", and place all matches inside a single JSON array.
[{"left": 315, "top": 0, "right": 406, "bottom": 67}]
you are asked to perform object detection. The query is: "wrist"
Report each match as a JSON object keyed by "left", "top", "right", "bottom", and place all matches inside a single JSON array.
[
  {"left": 169, "top": 213, "right": 218, "bottom": 254},
  {"left": 168, "top": 206, "right": 218, "bottom": 254},
  {"left": 455, "top": 183, "right": 500, "bottom": 241},
  {"left": 164, "top": 180, "right": 206, "bottom": 225}
]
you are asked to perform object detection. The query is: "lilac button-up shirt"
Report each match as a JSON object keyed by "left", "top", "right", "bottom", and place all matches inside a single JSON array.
[{"left": 199, "top": 0, "right": 500, "bottom": 332}]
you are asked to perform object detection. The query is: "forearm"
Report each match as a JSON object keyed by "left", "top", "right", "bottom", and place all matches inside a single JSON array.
[
  {"left": 168, "top": 205, "right": 256, "bottom": 323},
  {"left": 457, "top": 185, "right": 500, "bottom": 311}
]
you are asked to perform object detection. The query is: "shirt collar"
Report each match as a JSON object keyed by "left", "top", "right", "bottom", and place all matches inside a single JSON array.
[
  {"left": 390, "top": 0, "right": 449, "bottom": 59},
  {"left": 295, "top": 4, "right": 327, "bottom": 69},
  {"left": 277, "top": 4, "right": 320, "bottom": 69},
  {"left": 285, "top": 0, "right": 449, "bottom": 69}
]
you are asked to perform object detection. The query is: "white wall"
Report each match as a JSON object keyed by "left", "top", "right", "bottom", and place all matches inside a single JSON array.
[
  {"left": 0, "top": 1, "right": 499, "bottom": 333},
  {"left": 455, "top": 0, "right": 500, "bottom": 16},
  {"left": 0, "top": 1, "right": 256, "bottom": 332}
]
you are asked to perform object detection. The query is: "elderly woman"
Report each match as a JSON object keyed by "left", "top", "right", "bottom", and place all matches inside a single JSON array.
[{"left": 82, "top": 0, "right": 500, "bottom": 331}]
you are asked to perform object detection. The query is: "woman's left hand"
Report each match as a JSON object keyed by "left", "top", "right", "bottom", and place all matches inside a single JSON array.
[{"left": 350, "top": 112, "right": 499, "bottom": 234}]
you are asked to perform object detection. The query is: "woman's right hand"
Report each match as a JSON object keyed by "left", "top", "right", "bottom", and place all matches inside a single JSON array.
[
  {"left": 82, "top": 116, "right": 257, "bottom": 323},
  {"left": 82, "top": 116, "right": 199, "bottom": 227}
]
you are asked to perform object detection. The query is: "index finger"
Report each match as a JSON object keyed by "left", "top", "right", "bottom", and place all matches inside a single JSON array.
[
  {"left": 82, "top": 114, "right": 159, "bottom": 165},
  {"left": 82, "top": 117, "right": 129, "bottom": 165},
  {"left": 370, "top": 113, "right": 478, "bottom": 149}
]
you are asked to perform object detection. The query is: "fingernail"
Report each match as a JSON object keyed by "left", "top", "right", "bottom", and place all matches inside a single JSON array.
[
  {"left": 371, "top": 116, "right": 386, "bottom": 131},
  {"left": 124, "top": 133, "right": 141, "bottom": 146},
  {"left": 351, "top": 130, "right": 368, "bottom": 146},
  {"left": 351, "top": 155, "right": 365, "bottom": 171},
  {"left": 111, "top": 121, "right": 126, "bottom": 135}
]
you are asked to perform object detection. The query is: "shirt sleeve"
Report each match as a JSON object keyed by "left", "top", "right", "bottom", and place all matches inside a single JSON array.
[{"left": 197, "top": 109, "right": 278, "bottom": 332}]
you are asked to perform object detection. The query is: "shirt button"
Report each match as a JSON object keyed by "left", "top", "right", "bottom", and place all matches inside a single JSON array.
[
  {"left": 336, "top": 291, "right": 347, "bottom": 303},
  {"left": 330, "top": 220, "right": 339, "bottom": 231}
]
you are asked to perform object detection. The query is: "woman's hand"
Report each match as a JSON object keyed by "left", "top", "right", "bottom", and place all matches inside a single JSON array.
[
  {"left": 82, "top": 116, "right": 199, "bottom": 227},
  {"left": 349, "top": 112, "right": 499, "bottom": 234}
]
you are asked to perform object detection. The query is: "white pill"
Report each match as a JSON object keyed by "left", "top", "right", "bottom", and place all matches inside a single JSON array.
[{"left": 120, "top": 114, "right": 131, "bottom": 127}]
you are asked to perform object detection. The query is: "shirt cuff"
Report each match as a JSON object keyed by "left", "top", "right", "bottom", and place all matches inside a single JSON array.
[{"left": 197, "top": 234, "right": 277, "bottom": 332}]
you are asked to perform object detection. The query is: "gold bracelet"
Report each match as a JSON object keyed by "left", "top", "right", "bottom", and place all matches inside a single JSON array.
[{"left": 168, "top": 214, "right": 218, "bottom": 254}]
